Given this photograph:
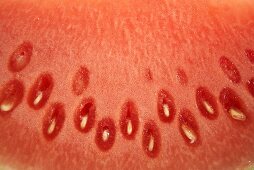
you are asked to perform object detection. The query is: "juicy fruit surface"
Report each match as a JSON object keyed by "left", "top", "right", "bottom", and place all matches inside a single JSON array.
[{"left": 0, "top": 0, "right": 254, "bottom": 169}]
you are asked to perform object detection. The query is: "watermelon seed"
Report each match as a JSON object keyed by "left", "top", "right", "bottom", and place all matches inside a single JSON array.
[
  {"left": 148, "top": 135, "right": 155, "bottom": 152},
  {"left": 74, "top": 97, "right": 95, "bottom": 133},
  {"left": 102, "top": 129, "right": 110, "bottom": 142},
  {"left": 219, "top": 56, "right": 241, "bottom": 84},
  {"left": 203, "top": 101, "right": 214, "bottom": 114},
  {"left": 43, "top": 103, "right": 65, "bottom": 140},
  {"left": 0, "top": 79, "right": 24, "bottom": 114},
  {"left": 27, "top": 73, "right": 53, "bottom": 110},
  {"left": 47, "top": 118, "right": 56, "bottom": 135},
  {"left": 126, "top": 119, "right": 133, "bottom": 135},
  {"left": 0, "top": 100, "right": 14, "bottom": 112},
  {"left": 163, "top": 104, "right": 170, "bottom": 117},
  {"left": 80, "top": 114, "right": 88, "bottom": 129},
  {"left": 157, "top": 89, "right": 176, "bottom": 123},
  {"left": 8, "top": 41, "right": 33, "bottom": 72},
  {"left": 229, "top": 108, "right": 246, "bottom": 121},
  {"left": 219, "top": 87, "right": 248, "bottom": 123},
  {"left": 119, "top": 100, "right": 139, "bottom": 140},
  {"left": 196, "top": 87, "right": 218, "bottom": 120},
  {"left": 95, "top": 118, "right": 116, "bottom": 151},
  {"left": 33, "top": 91, "right": 43, "bottom": 105},
  {"left": 179, "top": 109, "right": 200, "bottom": 146},
  {"left": 181, "top": 124, "right": 197, "bottom": 144},
  {"left": 142, "top": 120, "right": 161, "bottom": 158},
  {"left": 72, "top": 66, "right": 90, "bottom": 96}
]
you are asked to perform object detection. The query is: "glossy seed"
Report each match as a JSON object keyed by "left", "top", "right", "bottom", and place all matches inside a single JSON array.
[
  {"left": 127, "top": 120, "right": 133, "bottom": 135},
  {"left": 163, "top": 104, "right": 170, "bottom": 117},
  {"left": 179, "top": 109, "right": 200, "bottom": 146},
  {"left": 47, "top": 118, "right": 56, "bottom": 135},
  {"left": 95, "top": 118, "right": 116, "bottom": 151},
  {"left": 74, "top": 97, "right": 96, "bottom": 133},
  {"left": 203, "top": 101, "right": 214, "bottom": 114},
  {"left": 102, "top": 129, "right": 110, "bottom": 142},
  {"left": 142, "top": 120, "right": 161, "bottom": 158},
  {"left": 27, "top": 73, "right": 53, "bottom": 110},
  {"left": 196, "top": 87, "right": 218, "bottom": 120},
  {"left": 119, "top": 101, "right": 139, "bottom": 139},
  {"left": 181, "top": 124, "right": 197, "bottom": 144},
  {"left": 157, "top": 89, "right": 176, "bottom": 123},
  {"left": 0, "top": 100, "right": 14, "bottom": 112},
  {"left": 219, "top": 87, "right": 248, "bottom": 123},
  {"left": 33, "top": 91, "right": 43, "bottom": 105},
  {"left": 42, "top": 103, "right": 65, "bottom": 140},
  {"left": 148, "top": 136, "right": 155, "bottom": 152},
  {"left": 0, "top": 79, "right": 24, "bottom": 114},
  {"left": 80, "top": 114, "right": 88, "bottom": 129},
  {"left": 229, "top": 108, "right": 246, "bottom": 121}
]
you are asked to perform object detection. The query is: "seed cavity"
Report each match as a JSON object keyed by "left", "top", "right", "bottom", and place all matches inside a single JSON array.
[
  {"left": 27, "top": 73, "right": 53, "bottom": 110},
  {"left": 8, "top": 41, "right": 33, "bottom": 72},
  {"left": 0, "top": 79, "right": 24, "bottom": 114},
  {"left": 157, "top": 89, "right": 176, "bottom": 123},
  {"left": 95, "top": 117, "right": 116, "bottom": 151},
  {"left": 119, "top": 101, "right": 139, "bottom": 140},
  {"left": 179, "top": 109, "right": 200, "bottom": 146},
  {"left": 247, "top": 78, "right": 254, "bottom": 97},
  {"left": 196, "top": 87, "right": 218, "bottom": 120},
  {"left": 176, "top": 68, "right": 188, "bottom": 85},
  {"left": 219, "top": 87, "right": 248, "bottom": 123},
  {"left": 142, "top": 120, "right": 161, "bottom": 158},
  {"left": 144, "top": 68, "right": 153, "bottom": 81},
  {"left": 74, "top": 97, "right": 95, "bottom": 133},
  {"left": 72, "top": 66, "right": 90, "bottom": 96},
  {"left": 42, "top": 103, "right": 65, "bottom": 140},
  {"left": 245, "top": 49, "right": 254, "bottom": 64},
  {"left": 219, "top": 56, "right": 241, "bottom": 83}
]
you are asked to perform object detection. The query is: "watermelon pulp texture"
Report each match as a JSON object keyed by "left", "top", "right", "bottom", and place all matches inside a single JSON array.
[{"left": 0, "top": 0, "right": 254, "bottom": 169}]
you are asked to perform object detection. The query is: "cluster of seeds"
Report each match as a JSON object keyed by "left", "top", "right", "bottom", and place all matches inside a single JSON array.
[{"left": 0, "top": 41, "right": 253, "bottom": 158}]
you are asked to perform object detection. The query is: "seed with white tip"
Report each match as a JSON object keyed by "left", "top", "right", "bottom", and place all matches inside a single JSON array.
[
  {"left": 0, "top": 100, "right": 14, "bottom": 112},
  {"left": 148, "top": 135, "right": 155, "bottom": 152},
  {"left": 33, "top": 91, "right": 43, "bottom": 105},
  {"left": 229, "top": 108, "right": 246, "bottom": 121},
  {"left": 127, "top": 120, "right": 133, "bottom": 135},
  {"left": 80, "top": 115, "right": 88, "bottom": 129},
  {"left": 181, "top": 124, "right": 197, "bottom": 144},
  {"left": 203, "top": 101, "right": 214, "bottom": 114},
  {"left": 102, "top": 129, "right": 110, "bottom": 142},
  {"left": 163, "top": 104, "right": 170, "bottom": 117},
  {"left": 47, "top": 118, "right": 56, "bottom": 135},
  {"left": 16, "top": 53, "right": 25, "bottom": 64}
]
